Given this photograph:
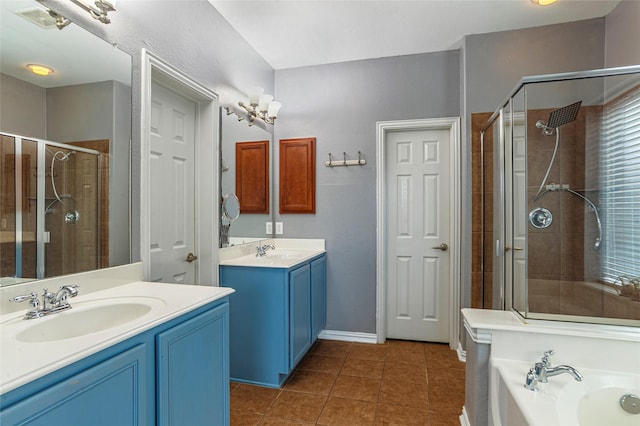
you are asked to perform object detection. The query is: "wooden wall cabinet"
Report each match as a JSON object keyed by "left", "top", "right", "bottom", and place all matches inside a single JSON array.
[
  {"left": 279, "top": 137, "right": 316, "bottom": 214},
  {"left": 236, "top": 140, "right": 269, "bottom": 214}
]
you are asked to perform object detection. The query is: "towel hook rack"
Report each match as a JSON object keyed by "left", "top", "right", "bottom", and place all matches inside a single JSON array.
[{"left": 324, "top": 151, "right": 366, "bottom": 167}]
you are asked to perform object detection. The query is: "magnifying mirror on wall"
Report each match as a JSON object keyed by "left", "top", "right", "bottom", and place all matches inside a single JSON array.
[
  {"left": 220, "top": 193, "right": 240, "bottom": 247},
  {"left": 222, "top": 193, "right": 240, "bottom": 222}
]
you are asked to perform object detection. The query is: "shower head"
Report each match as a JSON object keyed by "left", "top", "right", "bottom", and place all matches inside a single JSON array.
[
  {"left": 547, "top": 101, "right": 582, "bottom": 128},
  {"left": 535, "top": 100, "right": 582, "bottom": 135}
]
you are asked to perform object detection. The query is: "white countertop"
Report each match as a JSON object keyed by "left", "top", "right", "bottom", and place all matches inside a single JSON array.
[
  {"left": 462, "top": 308, "right": 640, "bottom": 343},
  {"left": 0, "top": 281, "right": 234, "bottom": 395},
  {"left": 219, "top": 238, "right": 325, "bottom": 268}
]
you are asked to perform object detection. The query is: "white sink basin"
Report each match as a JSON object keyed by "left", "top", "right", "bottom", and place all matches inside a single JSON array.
[{"left": 14, "top": 297, "right": 165, "bottom": 343}]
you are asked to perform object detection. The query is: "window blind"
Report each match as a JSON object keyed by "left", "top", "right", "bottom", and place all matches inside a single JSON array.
[{"left": 600, "top": 85, "right": 640, "bottom": 282}]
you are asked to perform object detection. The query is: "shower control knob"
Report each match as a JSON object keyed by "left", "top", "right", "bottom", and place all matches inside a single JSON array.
[{"left": 64, "top": 210, "right": 80, "bottom": 224}]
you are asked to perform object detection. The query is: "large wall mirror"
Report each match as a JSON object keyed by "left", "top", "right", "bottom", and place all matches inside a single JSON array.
[
  {"left": 1, "top": 0, "right": 132, "bottom": 285},
  {"left": 220, "top": 111, "right": 273, "bottom": 247}
]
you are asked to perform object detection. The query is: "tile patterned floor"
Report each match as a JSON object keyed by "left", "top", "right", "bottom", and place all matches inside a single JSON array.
[{"left": 230, "top": 339, "right": 465, "bottom": 425}]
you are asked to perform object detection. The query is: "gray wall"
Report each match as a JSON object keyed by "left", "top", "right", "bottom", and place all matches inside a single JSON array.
[
  {"left": 274, "top": 51, "right": 461, "bottom": 333},
  {"left": 605, "top": 1, "right": 640, "bottom": 68},
  {"left": 0, "top": 73, "right": 47, "bottom": 138}
]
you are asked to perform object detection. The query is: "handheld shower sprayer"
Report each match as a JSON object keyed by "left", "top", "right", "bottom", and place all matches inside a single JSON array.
[{"left": 49, "top": 150, "right": 76, "bottom": 208}]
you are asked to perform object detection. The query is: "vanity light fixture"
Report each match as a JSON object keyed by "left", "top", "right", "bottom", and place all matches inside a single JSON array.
[
  {"left": 46, "top": 9, "right": 71, "bottom": 29},
  {"left": 27, "top": 64, "right": 54, "bottom": 76},
  {"left": 70, "top": 0, "right": 116, "bottom": 24},
  {"left": 38, "top": 0, "right": 116, "bottom": 27},
  {"left": 227, "top": 86, "right": 282, "bottom": 126}
]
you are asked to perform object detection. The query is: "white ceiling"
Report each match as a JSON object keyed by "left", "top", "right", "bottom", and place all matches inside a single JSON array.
[{"left": 209, "top": 0, "right": 621, "bottom": 70}]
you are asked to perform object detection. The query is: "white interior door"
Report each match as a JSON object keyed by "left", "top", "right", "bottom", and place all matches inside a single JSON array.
[
  {"left": 149, "top": 81, "right": 197, "bottom": 284},
  {"left": 385, "top": 127, "right": 451, "bottom": 342}
]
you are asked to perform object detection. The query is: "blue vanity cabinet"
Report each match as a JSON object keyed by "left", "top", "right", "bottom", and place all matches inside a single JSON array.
[
  {"left": 290, "top": 263, "right": 312, "bottom": 368},
  {"left": 157, "top": 303, "right": 229, "bottom": 426},
  {"left": 310, "top": 255, "right": 327, "bottom": 340},
  {"left": 0, "top": 344, "right": 150, "bottom": 425},
  {"left": 0, "top": 298, "right": 230, "bottom": 426},
  {"left": 220, "top": 253, "right": 326, "bottom": 388}
]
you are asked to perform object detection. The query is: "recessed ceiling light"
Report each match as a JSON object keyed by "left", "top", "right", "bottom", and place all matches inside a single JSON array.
[
  {"left": 531, "top": 0, "right": 558, "bottom": 5},
  {"left": 27, "top": 64, "right": 54, "bottom": 76}
]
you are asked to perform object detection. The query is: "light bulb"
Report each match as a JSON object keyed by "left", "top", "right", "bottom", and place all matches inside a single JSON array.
[
  {"left": 267, "top": 101, "right": 282, "bottom": 119},
  {"left": 27, "top": 64, "right": 54, "bottom": 76}
]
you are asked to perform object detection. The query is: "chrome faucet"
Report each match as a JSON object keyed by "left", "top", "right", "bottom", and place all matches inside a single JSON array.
[
  {"left": 535, "top": 363, "right": 584, "bottom": 383},
  {"left": 10, "top": 285, "right": 79, "bottom": 319},
  {"left": 256, "top": 244, "right": 275, "bottom": 257},
  {"left": 524, "top": 350, "right": 583, "bottom": 391}
]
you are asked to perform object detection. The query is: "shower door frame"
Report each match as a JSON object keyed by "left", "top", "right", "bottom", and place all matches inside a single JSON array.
[
  {"left": 479, "top": 65, "right": 640, "bottom": 324},
  {"left": 3, "top": 132, "right": 101, "bottom": 279}
]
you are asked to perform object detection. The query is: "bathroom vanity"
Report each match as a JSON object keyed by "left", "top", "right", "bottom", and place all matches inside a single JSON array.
[
  {"left": 0, "top": 264, "right": 234, "bottom": 425},
  {"left": 219, "top": 239, "right": 326, "bottom": 388}
]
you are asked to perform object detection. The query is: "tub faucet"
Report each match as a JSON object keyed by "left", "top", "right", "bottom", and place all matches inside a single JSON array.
[
  {"left": 524, "top": 349, "right": 583, "bottom": 391},
  {"left": 256, "top": 244, "right": 275, "bottom": 257},
  {"left": 534, "top": 363, "right": 584, "bottom": 383}
]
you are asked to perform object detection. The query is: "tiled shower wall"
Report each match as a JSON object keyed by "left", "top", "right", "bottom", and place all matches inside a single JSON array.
[{"left": 471, "top": 107, "right": 607, "bottom": 313}]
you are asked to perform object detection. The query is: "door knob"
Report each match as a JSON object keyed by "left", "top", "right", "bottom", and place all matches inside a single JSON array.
[
  {"left": 432, "top": 243, "right": 448, "bottom": 251},
  {"left": 504, "top": 245, "right": 524, "bottom": 252},
  {"left": 185, "top": 252, "right": 198, "bottom": 263}
]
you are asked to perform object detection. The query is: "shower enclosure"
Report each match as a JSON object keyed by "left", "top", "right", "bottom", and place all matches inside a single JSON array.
[
  {"left": 1, "top": 133, "right": 104, "bottom": 282},
  {"left": 474, "top": 65, "right": 640, "bottom": 327}
]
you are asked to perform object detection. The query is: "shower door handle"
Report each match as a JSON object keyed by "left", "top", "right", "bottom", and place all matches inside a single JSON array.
[
  {"left": 432, "top": 243, "right": 448, "bottom": 251},
  {"left": 185, "top": 252, "right": 198, "bottom": 263}
]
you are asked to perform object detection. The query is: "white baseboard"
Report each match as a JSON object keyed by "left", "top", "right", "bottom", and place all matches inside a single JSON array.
[
  {"left": 457, "top": 341, "right": 467, "bottom": 362},
  {"left": 460, "top": 406, "right": 471, "bottom": 426},
  {"left": 318, "top": 330, "right": 378, "bottom": 344}
]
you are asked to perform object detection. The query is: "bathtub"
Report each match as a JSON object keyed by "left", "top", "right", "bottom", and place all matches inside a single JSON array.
[{"left": 490, "top": 358, "right": 640, "bottom": 426}]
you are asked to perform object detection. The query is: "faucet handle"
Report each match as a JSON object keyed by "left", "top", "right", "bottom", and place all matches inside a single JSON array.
[
  {"left": 10, "top": 292, "right": 40, "bottom": 310},
  {"left": 524, "top": 368, "right": 539, "bottom": 391},
  {"left": 541, "top": 350, "right": 554, "bottom": 367},
  {"left": 10, "top": 292, "right": 38, "bottom": 303}
]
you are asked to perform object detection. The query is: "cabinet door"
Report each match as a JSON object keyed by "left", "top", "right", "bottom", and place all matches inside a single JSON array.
[
  {"left": 290, "top": 264, "right": 312, "bottom": 369},
  {"left": 1, "top": 344, "right": 149, "bottom": 426},
  {"left": 311, "top": 255, "right": 327, "bottom": 340},
  {"left": 157, "top": 303, "right": 229, "bottom": 426}
]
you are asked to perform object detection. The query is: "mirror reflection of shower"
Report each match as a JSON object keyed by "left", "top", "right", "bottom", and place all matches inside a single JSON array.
[
  {"left": 47, "top": 149, "right": 80, "bottom": 224},
  {"left": 529, "top": 100, "right": 603, "bottom": 250},
  {"left": 2, "top": 133, "right": 104, "bottom": 280}
]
